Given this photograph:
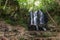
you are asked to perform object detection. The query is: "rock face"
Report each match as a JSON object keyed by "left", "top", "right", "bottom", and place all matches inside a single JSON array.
[
  {"left": 0, "top": 21, "right": 26, "bottom": 40},
  {"left": 0, "top": 36, "right": 8, "bottom": 40},
  {"left": 0, "top": 21, "right": 12, "bottom": 32},
  {"left": 0, "top": 21, "right": 60, "bottom": 40}
]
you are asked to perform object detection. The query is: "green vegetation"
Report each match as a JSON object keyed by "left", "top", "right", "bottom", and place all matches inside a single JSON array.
[{"left": 0, "top": 0, "right": 60, "bottom": 28}]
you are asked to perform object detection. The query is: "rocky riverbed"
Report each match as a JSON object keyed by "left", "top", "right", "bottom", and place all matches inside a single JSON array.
[
  {"left": 0, "top": 21, "right": 26, "bottom": 40},
  {"left": 0, "top": 21, "right": 60, "bottom": 40}
]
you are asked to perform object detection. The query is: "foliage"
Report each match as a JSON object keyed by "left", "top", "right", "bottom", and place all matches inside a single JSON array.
[
  {"left": 17, "top": 0, "right": 60, "bottom": 25},
  {"left": 0, "top": 0, "right": 60, "bottom": 27}
]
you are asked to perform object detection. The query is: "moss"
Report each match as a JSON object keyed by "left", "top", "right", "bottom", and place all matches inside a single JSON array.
[{"left": 42, "top": 32, "right": 53, "bottom": 37}]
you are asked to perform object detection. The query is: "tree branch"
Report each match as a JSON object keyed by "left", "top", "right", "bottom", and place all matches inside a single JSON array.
[
  {"left": 3, "top": 0, "right": 8, "bottom": 10},
  {"left": 46, "top": 10, "right": 58, "bottom": 27}
]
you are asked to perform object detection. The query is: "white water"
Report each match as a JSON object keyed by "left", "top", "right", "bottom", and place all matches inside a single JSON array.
[
  {"left": 30, "top": 10, "right": 46, "bottom": 31},
  {"left": 38, "top": 10, "right": 46, "bottom": 31},
  {"left": 33, "top": 11, "right": 39, "bottom": 30},
  {"left": 30, "top": 11, "right": 34, "bottom": 25},
  {"left": 43, "top": 27, "right": 47, "bottom": 31}
]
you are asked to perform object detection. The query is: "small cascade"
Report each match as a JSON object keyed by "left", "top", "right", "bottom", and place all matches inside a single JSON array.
[
  {"left": 30, "top": 11, "right": 34, "bottom": 25},
  {"left": 38, "top": 10, "right": 47, "bottom": 31},
  {"left": 38, "top": 10, "right": 45, "bottom": 24},
  {"left": 33, "top": 11, "right": 39, "bottom": 30},
  {"left": 42, "top": 27, "right": 47, "bottom": 31},
  {"left": 29, "top": 10, "right": 47, "bottom": 31}
]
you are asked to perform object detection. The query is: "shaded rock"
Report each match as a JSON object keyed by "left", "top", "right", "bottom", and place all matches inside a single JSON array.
[
  {"left": 4, "top": 31, "right": 17, "bottom": 37},
  {"left": 0, "top": 32, "right": 4, "bottom": 36},
  {"left": 9, "top": 36, "right": 18, "bottom": 40},
  {"left": 0, "top": 36, "right": 8, "bottom": 40}
]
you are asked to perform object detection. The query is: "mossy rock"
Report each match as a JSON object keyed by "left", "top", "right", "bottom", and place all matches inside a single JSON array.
[{"left": 42, "top": 32, "right": 54, "bottom": 37}]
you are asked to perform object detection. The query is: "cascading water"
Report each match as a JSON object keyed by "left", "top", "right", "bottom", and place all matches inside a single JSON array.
[
  {"left": 33, "top": 11, "right": 39, "bottom": 30},
  {"left": 30, "top": 11, "right": 39, "bottom": 30},
  {"left": 30, "top": 11, "right": 34, "bottom": 25},
  {"left": 30, "top": 10, "right": 47, "bottom": 31},
  {"left": 38, "top": 10, "right": 46, "bottom": 31},
  {"left": 38, "top": 10, "right": 45, "bottom": 24}
]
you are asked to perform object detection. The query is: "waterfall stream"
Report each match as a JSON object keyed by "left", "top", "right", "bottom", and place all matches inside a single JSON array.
[
  {"left": 30, "top": 10, "right": 46, "bottom": 31},
  {"left": 33, "top": 11, "right": 39, "bottom": 30},
  {"left": 38, "top": 10, "right": 47, "bottom": 31}
]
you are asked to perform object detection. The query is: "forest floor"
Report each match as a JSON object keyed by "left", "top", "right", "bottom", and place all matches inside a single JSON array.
[{"left": 0, "top": 21, "right": 60, "bottom": 40}]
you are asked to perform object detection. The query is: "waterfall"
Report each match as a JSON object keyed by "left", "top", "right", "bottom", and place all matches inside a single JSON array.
[
  {"left": 38, "top": 10, "right": 45, "bottom": 24},
  {"left": 33, "top": 11, "right": 39, "bottom": 30},
  {"left": 30, "top": 11, "right": 34, "bottom": 25},
  {"left": 38, "top": 10, "right": 46, "bottom": 31},
  {"left": 30, "top": 10, "right": 47, "bottom": 31},
  {"left": 30, "top": 11, "right": 39, "bottom": 30}
]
